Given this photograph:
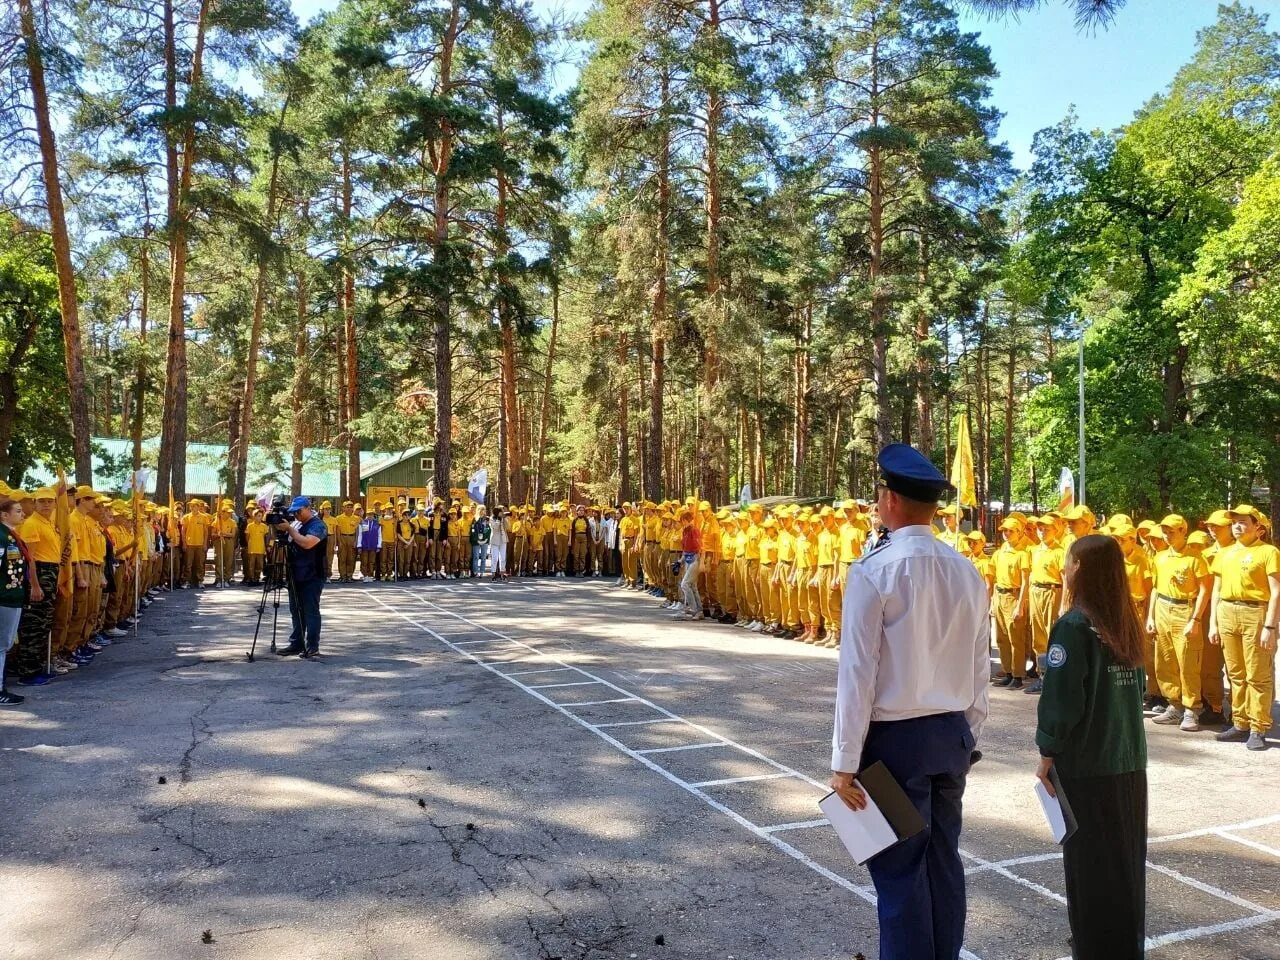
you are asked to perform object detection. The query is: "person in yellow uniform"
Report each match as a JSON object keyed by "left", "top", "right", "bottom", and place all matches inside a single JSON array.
[
  {"left": 319, "top": 500, "right": 338, "bottom": 581},
  {"left": 209, "top": 500, "right": 236, "bottom": 587},
  {"left": 788, "top": 511, "right": 813, "bottom": 642},
  {"left": 180, "top": 499, "right": 210, "bottom": 588},
  {"left": 757, "top": 516, "right": 780, "bottom": 633},
  {"left": 772, "top": 507, "right": 798, "bottom": 638},
  {"left": 13, "top": 487, "right": 63, "bottom": 680},
  {"left": 966, "top": 530, "right": 995, "bottom": 601},
  {"left": 697, "top": 502, "right": 718, "bottom": 614},
  {"left": 508, "top": 506, "right": 526, "bottom": 578},
  {"left": 815, "top": 507, "right": 839, "bottom": 648},
  {"left": 443, "top": 504, "right": 463, "bottom": 578},
  {"left": 333, "top": 501, "right": 359, "bottom": 582},
  {"left": 716, "top": 512, "right": 738, "bottom": 624},
  {"left": 1023, "top": 516, "right": 1065, "bottom": 694},
  {"left": 991, "top": 517, "right": 1030, "bottom": 688},
  {"left": 102, "top": 500, "right": 136, "bottom": 635},
  {"left": 551, "top": 504, "right": 571, "bottom": 578},
  {"left": 1209, "top": 505, "right": 1279, "bottom": 751},
  {"left": 570, "top": 505, "right": 591, "bottom": 577},
  {"left": 394, "top": 504, "right": 415, "bottom": 581},
  {"left": 242, "top": 508, "right": 268, "bottom": 584},
  {"left": 617, "top": 504, "right": 638, "bottom": 588},
  {"left": 1147, "top": 514, "right": 1211, "bottom": 730},
  {"left": 377, "top": 503, "right": 396, "bottom": 580},
  {"left": 525, "top": 506, "right": 544, "bottom": 576},
  {"left": 1200, "top": 509, "right": 1234, "bottom": 725},
  {"left": 1106, "top": 518, "right": 1154, "bottom": 682},
  {"left": 66, "top": 488, "right": 106, "bottom": 657}
]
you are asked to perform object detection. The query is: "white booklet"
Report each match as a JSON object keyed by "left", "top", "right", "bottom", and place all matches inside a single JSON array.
[
  {"left": 819, "top": 789, "right": 899, "bottom": 865},
  {"left": 1034, "top": 767, "right": 1077, "bottom": 844}
]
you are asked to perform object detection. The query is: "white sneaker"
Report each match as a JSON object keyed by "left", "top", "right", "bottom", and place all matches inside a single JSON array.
[
  {"left": 749, "top": 621, "right": 764, "bottom": 632},
  {"left": 106, "top": 628, "right": 128, "bottom": 638},
  {"left": 692, "top": 613, "right": 706, "bottom": 621},
  {"left": 1180, "top": 711, "right": 1201, "bottom": 732}
]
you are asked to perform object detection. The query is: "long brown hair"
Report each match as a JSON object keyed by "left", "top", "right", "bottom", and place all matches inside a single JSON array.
[{"left": 1067, "top": 534, "right": 1144, "bottom": 668}]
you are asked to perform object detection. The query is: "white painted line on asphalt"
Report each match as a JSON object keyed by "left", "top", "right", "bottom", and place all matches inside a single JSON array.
[
  {"left": 1146, "top": 862, "right": 1275, "bottom": 915},
  {"left": 594, "top": 718, "right": 684, "bottom": 729},
  {"left": 958, "top": 850, "right": 1067, "bottom": 906},
  {"left": 503, "top": 667, "right": 576, "bottom": 678},
  {"left": 562, "top": 697, "right": 638, "bottom": 707},
  {"left": 1051, "top": 909, "right": 1280, "bottom": 960},
  {"left": 635, "top": 742, "right": 726, "bottom": 755},
  {"left": 526, "top": 680, "right": 603, "bottom": 690},
  {"left": 1148, "top": 812, "right": 1280, "bottom": 845},
  {"left": 761, "top": 818, "right": 830, "bottom": 834},
  {"left": 1215, "top": 830, "right": 1280, "bottom": 860},
  {"left": 372, "top": 588, "right": 986, "bottom": 959},
  {"left": 451, "top": 638, "right": 515, "bottom": 645},
  {"left": 691, "top": 772, "right": 796, "bottom": 788},
  {"left": 963, "top": 851, "right": 1062, "bottom": 875}
]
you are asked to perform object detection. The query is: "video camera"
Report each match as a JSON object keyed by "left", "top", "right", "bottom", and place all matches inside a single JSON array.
[{"left": 264, "top": 494, "right": 295, "bottom": 533}]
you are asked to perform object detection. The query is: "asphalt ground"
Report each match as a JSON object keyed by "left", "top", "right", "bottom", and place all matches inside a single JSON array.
[{"left": 2, "top": 575, "right": 1279, "bottom": 960}]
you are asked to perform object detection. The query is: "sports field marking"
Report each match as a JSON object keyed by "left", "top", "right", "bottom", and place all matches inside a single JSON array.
[
  {"left": 360, "top": 587, "right": 982, "bottom": 960},
  {"left": 1215, "top": 830, "right": 1280, "bottom": 860}
]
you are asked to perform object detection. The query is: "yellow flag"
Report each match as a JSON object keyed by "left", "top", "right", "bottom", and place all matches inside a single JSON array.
[
  {"left": 950, "top": 415, "right": 977, "bottom": 509},
  {"left": 55, "top": 467, "right": 73, "bottom": 597}
]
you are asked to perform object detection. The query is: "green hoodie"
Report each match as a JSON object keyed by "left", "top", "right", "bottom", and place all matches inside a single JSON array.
[{"left": 1036, "top": 609, "right": 1148, "bottom": 779}]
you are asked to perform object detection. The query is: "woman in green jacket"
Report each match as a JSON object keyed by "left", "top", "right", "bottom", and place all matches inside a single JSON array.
[
  {"left": 1036, "top": 534, "right": 1148, "bottom": 960},
  {"left": 0, "top": 495, "right": 32, "bottom": 705}
]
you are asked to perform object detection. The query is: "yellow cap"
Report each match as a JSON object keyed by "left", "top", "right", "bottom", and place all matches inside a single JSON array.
[
  {"left": 1187, "top": 531, "right": 1211, "bottom": 547},
  {"left": 31, "top": 486, "right": 57, "bottom": 500},
  {"left": 1205, "top": 509, "right": 1232, "bottom": 527},
  {"left": 1229, "top": 504, "right": 1264, "bottom": 523},
  {"left": 966, "top": 530, "right": 986, "bottom": 543},
  {"left": 1159, "top": 514, "right": 1187, "bottom": 532},
  {"left": 999, "top": 518, "right": 1021, "bottom": 532},
  {"left": 1063, "top": 505, "right": 1094, "bottom": 522},
  {"left": 321, "top": 500, "right": 332, "bottom": 509},
  {"left": 1107, "top": 521, "right": 1136, "bottom": 538}
]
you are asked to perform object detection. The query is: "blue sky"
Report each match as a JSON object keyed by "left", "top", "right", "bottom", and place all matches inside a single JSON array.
[{"left": 288, "top": 0, "right": 1280, "bottom": 167}]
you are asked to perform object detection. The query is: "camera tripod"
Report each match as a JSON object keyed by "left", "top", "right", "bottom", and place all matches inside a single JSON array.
[{"left": 247, "top": 538, "right": 292, "bottom": 662}]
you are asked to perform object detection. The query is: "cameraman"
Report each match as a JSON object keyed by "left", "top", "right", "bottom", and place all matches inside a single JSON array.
[{"left": 275, "top": 496, "right": 328, "bottom": 659}]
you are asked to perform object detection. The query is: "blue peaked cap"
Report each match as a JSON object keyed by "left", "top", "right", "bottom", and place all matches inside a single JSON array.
[
  {"left": 877, "top": 443, "right": 954, "bottom": 503},
  {"left": 289, "top": 496, "right": 312, "bottom": 512}
]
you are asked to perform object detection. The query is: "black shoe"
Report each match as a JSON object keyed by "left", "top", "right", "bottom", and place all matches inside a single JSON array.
[
  {"left": 301, "top": 648, "right": 321, "bottom": 660},
  {"left": 276, "top": 644, "right": 305, "bottom": 657},
  {"left": 1023, "top": 679, "right": 1043, "bottom": 694},
  {"left": 1216, "top": 725, "right": 1250, "bottom": 743},
  {"left": 1142, "top": 695, "right": 1159, "bottom": 711},
  {"left": 0, "top": 689, "right": 25, "bottom": 705},
  {"left": 992, "top": 674, "right": 1013, "bottom": 687},
  {"left": 1025, "top": 667, "right": 1040, "bottom": 680},
  {"left": 1200, "top": 708, "right": 1228, "bottom": 727},
  {"left": 1246, "top": 733, "right": 1269, "bottom": 752},
  {"left": 1010, "top": 678, "right": 1025, "bottom": 690}
]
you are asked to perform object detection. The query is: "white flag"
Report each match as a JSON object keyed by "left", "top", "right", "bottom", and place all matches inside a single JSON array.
[
  {"left": 739, "top": 483, "right": 752, "bottom": 508},
  {"left": 256, "top": 482, "right": 277, "bottom": 513},
  {"left": 131, "top": 468, "right": 151, "bottom": 494},
  {"left": 468, "top": 469, "right": 488, "bottom": 505},
  {"left": 1056, "top": 468, "right": 1075, "bottom": 513}
]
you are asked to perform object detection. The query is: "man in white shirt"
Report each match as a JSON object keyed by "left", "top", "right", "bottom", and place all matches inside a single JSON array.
[{"left": 830, "top": 443, "right": 990, "bottom": 960}]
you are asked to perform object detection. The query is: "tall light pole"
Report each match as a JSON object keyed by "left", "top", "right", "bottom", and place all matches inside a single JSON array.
[{"left": 1077, "top": 321, "right": 1087, "bottom": 507}]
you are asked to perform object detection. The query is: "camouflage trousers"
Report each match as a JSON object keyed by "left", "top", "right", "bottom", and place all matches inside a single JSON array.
[{"left": 11, "top": 562, "right": 58, "bottom": 677}]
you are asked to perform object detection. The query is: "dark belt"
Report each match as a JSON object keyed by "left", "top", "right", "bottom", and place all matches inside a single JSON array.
[
  {"left": 1032, "top": 582, "right": 1062, "bottom": 590},
  {"left": 996, "top": 586, "right": 1019, "bottom": 594},
  {"left": 1157, "top": 594, "right": 1191, "bottom": 606},
  {"left": 1223, "top": 598, "right": 1266, "bottom": 607}
]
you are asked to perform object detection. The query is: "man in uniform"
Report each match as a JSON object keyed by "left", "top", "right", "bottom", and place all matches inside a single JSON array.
[
  {"left": 553, "top": 503, "right": 572, "bottom": 577},
  {"left": 243, "top": 508, "right": 269, "bottom": 584},
  {"left": 181, "top": 499, "right": 210, "bottom": 588},
  {"left": 1024, "top": 516, "right": 1065, "bottom": 693},
  {"left": 1200, "top": 509, "right": 1234, "bottom": 725},
  {"left": 12, "top": 487, "right": 62, "bottom": 683},
  {"left": 210, "top": 500, "right": 237, "bottom": 587},
  {"left": 773, "top": 507, "right": 799, "bottom": 638},
  {"left": 1209, "top": 505, "right": 1279, "bottom": 751},
  {"left": 1147, "top": 514, "right": 1211, "bottom": 731},
  {"left": 320, "top": 500, "right": 338, "bottom": 580},
  {"left": 991, "top": 517, "right": 1030, "bottom": 689},
  {"left": 570, "top": 505, "right": 591, "bottom": 576},
  {"left": 335, "top": 501, "right": 360, "bottom": 582},
  {"left": 357, "top": 504, "right": 379, "bottom": 579},
  {"left": 830, "top": 444, "right": 988, "bottom": 960},
  {"left": 816, "top": 506, "right": 839, "bottom": 648},
  {"left": 717, "top": 511, "right": 738, "bottom": 624},
  {"left": 66, "top": 488, "right": 106, "bottom": 662}
]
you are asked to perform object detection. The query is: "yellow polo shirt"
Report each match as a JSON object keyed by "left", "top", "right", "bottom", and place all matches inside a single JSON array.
[
  {"left": 20, "top": 512, "right": 61, "bottom": 564},
  {"left": 1154, "top": 547, "right": 1209, "bottom": 601},
  {"left": 1212, "top": 540, "right": 1279, "bottom": 603}
]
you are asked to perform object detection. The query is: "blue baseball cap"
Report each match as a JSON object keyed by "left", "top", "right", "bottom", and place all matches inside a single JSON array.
[{"left": 289, "top": 496, "right": 312, "bottom": 513}]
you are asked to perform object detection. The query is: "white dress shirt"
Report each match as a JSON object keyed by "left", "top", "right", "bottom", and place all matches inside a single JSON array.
[{"left": 831, "top": 524, "right": 990, "bottom": 773}]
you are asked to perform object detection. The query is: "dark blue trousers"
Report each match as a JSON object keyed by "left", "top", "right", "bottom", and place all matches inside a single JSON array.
[
  {"left": 287, "top": 578, "right": 324, "bottom": 652},
  {"left": 861, "top": 711, "right": 974, "bottom": 960}
]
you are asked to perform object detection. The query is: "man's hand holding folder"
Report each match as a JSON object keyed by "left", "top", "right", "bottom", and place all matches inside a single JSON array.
[{"left": 829, "top": 770, "right": 866, "bottom": 811}]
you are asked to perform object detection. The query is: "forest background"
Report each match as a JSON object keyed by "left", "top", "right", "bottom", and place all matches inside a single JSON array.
[{"left": 2, "top": 0, "right": 1279, "bottom": 524}]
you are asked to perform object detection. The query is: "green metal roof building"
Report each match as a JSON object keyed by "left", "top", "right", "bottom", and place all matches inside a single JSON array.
[{"left": 22, "top": 438, "right": 427, "bottom": 503}]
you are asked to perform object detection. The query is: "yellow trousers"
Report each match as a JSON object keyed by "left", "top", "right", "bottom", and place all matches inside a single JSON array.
[
  {"left": 243, "top": 553, "right": 264, "bottom": 583},
  {"left": 213, "top": 538, "right": 235, "bottom": 583},
  {"left": 1217, "top": 601, "right": 1272, "bottom": 734},
  {"left": 622, "top": 542, "right": 639, "bottom": 583},
  {"left": 993, "top": 590, "right": 1027, "bottom": 678},
  {"left": 571, "top": 536, "right": 588, "bottom": 574},
  {"left": 718, "top": 560, "right": 736, "bottom": 616},
  {"left": 1154, "top": 598, "right": 1202, "bottom": 710},
  {"left": 338, "top": 534, "right": 357, "bottom": 580},
  {"left": 1201, "top": 627, "right": 1226, "bottom": 711},
  {"left": 775, "top": 561, "right": 798, "bottom": 628},
  {"left": 759, "top": 563, "right": 779, "bottom": 625},
  {"left": 1030, "top": 585, "right": 1061, "bottom": 660},
  {"left": 184, "top": 545, "right": 206, "bottom": 587}
]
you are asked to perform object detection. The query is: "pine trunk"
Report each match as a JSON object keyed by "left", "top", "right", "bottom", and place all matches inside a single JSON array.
[
  {"left": 18, "top": 0, "right": 93, "bottom": 484},
  {"left": 645, "top": 67, "right": 671, "bottom": 502},
  {"left": 534, "top": 272, "right": 559, "bottom": 507},
  {"left": 290, "top": 258, "right": 309, "bottom": 497},
  {"left": 431, "top": 1, "right": 460, "bottom": 499}
]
